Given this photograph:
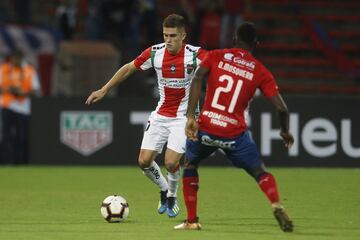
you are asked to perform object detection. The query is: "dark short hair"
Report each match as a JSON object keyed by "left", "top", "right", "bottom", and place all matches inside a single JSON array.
[
  {"left": 163, "top": 14, "right": 185, "bottom": 29},
  {"left": 236, "top": 22, "right": 257, "bottom": 45}
]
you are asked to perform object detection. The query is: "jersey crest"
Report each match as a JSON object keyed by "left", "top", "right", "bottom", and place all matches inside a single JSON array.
[{"left": 170, "top": 63, "right": 176, "bottom": 73}]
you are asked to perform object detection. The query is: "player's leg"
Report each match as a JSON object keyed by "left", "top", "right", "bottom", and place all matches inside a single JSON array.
[
  {"left": 138, "top": 149, "right": 169, "bottom": 214},
  {"left": 226, "top": 131, "right": 293, "bottom": 232},
  {"left": 165, "top": 119, "right": 186, "bottom": 217},
  {"left": 139, "top": 118, "right": 169, "bottom": 214},
  {"left": 246, "top": 165, "right": 293, "bottom": 232},
  {"left": 174, "top": 131, "right": 217, "bottom": 230},
  {"left": 174, "top": 160, "right": 202, "bottom": 230},
  {"left": 163, "top": 148, "right": 182, "bottom": 217}
]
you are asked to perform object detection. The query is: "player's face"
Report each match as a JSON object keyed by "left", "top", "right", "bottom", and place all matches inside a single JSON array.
[{"left": 163, "top": 27, "right": 186, "bottom": 54}]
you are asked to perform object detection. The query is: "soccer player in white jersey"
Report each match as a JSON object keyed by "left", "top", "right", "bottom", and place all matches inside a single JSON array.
[{"left": 86, "top": 14, "right": 206, "bottom": 218}]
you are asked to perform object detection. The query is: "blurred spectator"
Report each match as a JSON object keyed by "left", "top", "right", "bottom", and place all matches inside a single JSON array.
[
  {"left": 139, "top": 0, "right": 158, "bottom": 45},
  {"left": 86, "top": 0, "right": 101, "bottom": 40},
  {"left": 180, "top": 0, "right": 202, "bottom": 44},
  {"left": 0, "top": 2, "right": 10, "bottom": 24},
  {"left": 220, "top": 0, "right": 252, "bottom": 48},
  {"left": 13, "top": 0, "right": 31, "bottom": 24},
  {"left": 98, "top": 0, "right": 135, "bottom": 48},
  {"left": 126, "top": 0, "right": 159, "bottom": 59},
  {"left": 56, "top": 0, "right": 77, "bottom": 40},
  {"left": 0, "top": 49, "right": 41, "bottom": 164},
  {"left": 198, "top": 0, "right": 223, "bottom": 49}
]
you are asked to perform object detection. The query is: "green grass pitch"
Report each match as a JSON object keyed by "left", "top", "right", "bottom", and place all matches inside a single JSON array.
[{"left": 0, "top": 166, "right": 359, "bottom": 240}]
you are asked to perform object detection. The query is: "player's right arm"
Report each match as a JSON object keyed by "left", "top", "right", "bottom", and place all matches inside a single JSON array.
[
  {"left": 186, "top": 66, "right": 209, "bottom": 141},
  {"left": 85, "top": 61, "right": 137, "bottom": 105}
]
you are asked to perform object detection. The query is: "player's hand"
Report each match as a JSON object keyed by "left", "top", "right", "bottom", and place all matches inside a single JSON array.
[
  {"left": 185, "top": 117, "right": 199, "bottom": 141},
  {"left": 280, "top": 131, "right": 294, "bottom": 149},
  {"left": 85, "top": 89, "right": 106, "bottom": 105}
]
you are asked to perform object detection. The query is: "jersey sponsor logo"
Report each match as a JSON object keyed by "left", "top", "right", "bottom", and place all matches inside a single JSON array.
[
  {"left": 233, "top": 57, "right": 255, "bottom": 69},
  {"left": 201, "top": 135, "right": 235, "bottom": 149},
  {"left": 210, "top": 118, "right": 228, "bottom": 127},
  {"left": 202, "top": 110, "right": 238, "bottom": 125},
  {"left": 224, "top": 53, "right": 234, "bottom": 61},
  {"left": 60, "top": 111, "right": 113, "bottom": 156},
  {"left": 159, "top": 78, "right": 190, "bottom": 88}
]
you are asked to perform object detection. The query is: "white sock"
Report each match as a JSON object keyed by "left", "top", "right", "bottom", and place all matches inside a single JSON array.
[
  {"left": 166, "top": 168, "right": 180, "bottom": 198},
  {"left": 142, "top": 161, "right": 168, "bottom": 192}
]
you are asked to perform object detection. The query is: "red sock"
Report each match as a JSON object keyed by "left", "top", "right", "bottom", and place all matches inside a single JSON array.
[
  {"left": 258, "top": 173, "right": 280, "bottom": 203},
  {"left": 183, "top": 176, "right": 199, "bottom": 223}
]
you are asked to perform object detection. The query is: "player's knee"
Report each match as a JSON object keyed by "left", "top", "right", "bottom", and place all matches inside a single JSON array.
[
  {"left": 138, "top": 156, "right": 152, "bottom": 169},
  {"left": 183, "top": 160, "right": 199, "bottom": 178},
  {"left": 184, "top": 159, "right": 198, "bottom": 170},
  {"left": 246, "top": 164, "right": 267, "bottom": 181},
  {"left": 164, "top": 161, "right": 179, "bottom": 172}
]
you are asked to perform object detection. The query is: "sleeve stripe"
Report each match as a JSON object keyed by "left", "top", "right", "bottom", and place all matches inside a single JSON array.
[
  {"left": 138, "top": 58, "right": 152, "bottom": 71},
  {"left": 151, "top": 50, "right": 156, "bottom": 67},
  {"left": 193, "top": 52, "right": 198, "bottom": 70}
]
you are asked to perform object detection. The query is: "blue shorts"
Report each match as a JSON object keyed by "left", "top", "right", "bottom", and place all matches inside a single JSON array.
[{"left": 185, "top": 130, "right": 262, "bottom": 171}]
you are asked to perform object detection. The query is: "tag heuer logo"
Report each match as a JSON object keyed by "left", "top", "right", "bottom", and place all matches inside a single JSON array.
[{"left": 60, "top": 111, "right": 113, "bottom": 156}]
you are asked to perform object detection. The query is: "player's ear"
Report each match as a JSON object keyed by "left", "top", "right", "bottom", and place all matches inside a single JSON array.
[{"left": 182, "top": 32, "right": 186, "bottom": 41}]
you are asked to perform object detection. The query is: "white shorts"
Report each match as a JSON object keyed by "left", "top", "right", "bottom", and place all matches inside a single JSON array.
[{"left": 140, "top": 113, "right": 186, "bottom": 154}]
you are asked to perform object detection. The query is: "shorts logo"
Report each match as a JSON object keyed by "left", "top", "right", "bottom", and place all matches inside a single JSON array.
[
  {"left": 201, "top": 135, "right": 235, "bottom": 149},
  {"left": 60, "top": 111, "right": 113, "bottom": 156}
]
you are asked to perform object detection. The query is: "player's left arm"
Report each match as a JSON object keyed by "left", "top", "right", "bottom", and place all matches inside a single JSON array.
[
  {"left": 270, "top": 94, "right": 294, "bottom": 149},
  {"left": 260, "top": 65, "right": 294, "bottom": 149}
]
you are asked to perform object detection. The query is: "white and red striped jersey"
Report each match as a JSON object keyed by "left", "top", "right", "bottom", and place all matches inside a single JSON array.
[{"left": 134, "top": 43, "right": 207, "bottom": 118}]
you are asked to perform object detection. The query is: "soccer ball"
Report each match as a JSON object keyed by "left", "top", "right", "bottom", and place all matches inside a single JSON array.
[{"left": 100, "top": 195, "right": 129, "bottom": 222}]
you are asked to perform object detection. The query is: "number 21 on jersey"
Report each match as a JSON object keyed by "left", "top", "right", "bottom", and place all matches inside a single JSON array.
[{"left": 211, "top": 74, "right": 243, "bottom": 113}]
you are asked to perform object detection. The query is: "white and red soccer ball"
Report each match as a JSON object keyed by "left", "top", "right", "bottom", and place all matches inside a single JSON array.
[{"left": 100, "top": 195, "right": 129, "bottom": 222}]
